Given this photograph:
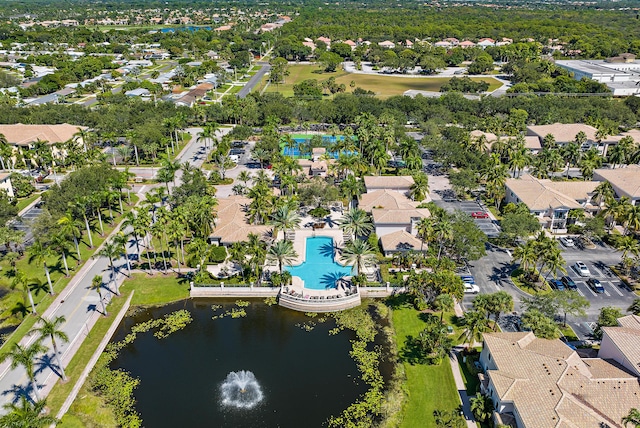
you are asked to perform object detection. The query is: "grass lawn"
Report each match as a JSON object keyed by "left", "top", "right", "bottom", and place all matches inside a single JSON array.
[
  {"left": 559, "top": 324, "right": 578, "bottom": 341},
  {"left": 15, "top": 192, "right": 42, "bottom": 212},
  {"left": 390, "top": 298, "right": 460, "bottom": 428},
  {"left": 262, "top": 64, "right": 502, "bottom": 98},
  {"left": 0, "top": 195, "right": 139, "bottom": 355},
  {"left": 458, "top": 353, "right": 481, "bottom": 395},
  {"left": 48, "top": 292, "right": 130, "bottom": 420},
  {"left": 124, "top": 273, "right": 190, "bottom": 306}
]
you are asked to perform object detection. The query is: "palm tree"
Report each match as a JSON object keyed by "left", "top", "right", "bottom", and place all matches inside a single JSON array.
[
  {"left": 458, "top": 310, "right": 489, "bottom": 348},
  {"left": 416, "top": 217, "right": 434, "bottom": 251},
  {"left": 339, "top": 175, "right": 364, "bottom": 209},
  {"left": 90, "top": 275, "right": 107, "bottom": 316},
  {"left": 113, "top": 232, "right": 131, "bottom": 276},
  {"left": 1, "top": 341, "right": 46, "bottom": 401},
  {"left": 74, "top": 196, "right": 94, "bottom": 248},
  {"left": 433, "top": 220, "right": 453, "bottom": 260},
  {"left": 27, "top": 240, "right": 54, "bottom": 295},
  {"left": 340, "top": 239, "right": 376, "bottom": 276},
  {"left": 543, "top": 248, "right": 567, "bottom": 281},
  {"left": 11, "top": 269, "right": 36, "bottom": 315},
  {"left": 592, "top": 180, "right": 615, "bottom": 212},
  {"left": 469, "top": 394, "right": 494, "bottom": 423},
  {"left": 409, "top": 173, "right": 430, "bottom": 202},
  {"left": 269, "top": 206, "right": 301, "bottom": 240},
  {"left": 96, "top": 239, "right": 122, "bottom": 295},
  {"left": 628, "top": 299, "right": 640, "bottom": 316},
  {"left": 434, "top": 294, "right": 454, "bottom": 322},
  {"left": 0, "top": 396, "right": 57, "bottom": 427},
  {"left": 267, "top": 240, "right": 298, "bottom": 273},
  {"left": 29, "top": 315, "right": 69, "bottom": 381},
  {"left": 338, "top": 208, "right": 373, "bottom": 241},
  {"left": 51, "top": 233, "right": 72, "bottom": 277},
  {"left": 157, "top": 155, "right": 181, "bottom": 194},
  {"left": 622, "top": 408, "right": 640, "bottom": 428}
]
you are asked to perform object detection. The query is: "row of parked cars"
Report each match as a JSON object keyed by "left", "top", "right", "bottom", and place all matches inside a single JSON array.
[{"left": 548, "top": 261, "right": 606, "bottom": 293}]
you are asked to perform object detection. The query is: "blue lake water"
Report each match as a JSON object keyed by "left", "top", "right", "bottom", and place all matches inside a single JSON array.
[{"left": 286, "top": 237, "right": 353, "bottom": 290}]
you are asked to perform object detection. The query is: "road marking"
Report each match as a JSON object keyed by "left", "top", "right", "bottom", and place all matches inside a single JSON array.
[
  {"left": 580, "top": 283, "right": 597, "bottom": 297},
  {"left": 607, "top": 281, "right": 624, "bottom": 296},
  {"left": 604, "top": 289, "right": 611, "bottom": 297},
  {"left": 591, "top": 266, "right": 603, "bottom": 277},
  {"left": 576, "top": 289, "right": 585, "bottom": 297}
]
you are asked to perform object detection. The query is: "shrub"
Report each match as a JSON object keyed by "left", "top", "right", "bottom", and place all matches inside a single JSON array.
[{"left": 208, "top": 246, "right": 227, "bottom": 263}]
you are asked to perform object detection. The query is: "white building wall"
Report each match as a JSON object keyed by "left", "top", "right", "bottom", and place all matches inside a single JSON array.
[
  {"left": 0, "top": 177, "right": 14, "bottom": 198},
  {"left": 598, "top": 332, "right": 640, "bottom": 377},
  {"left": 374, "top": 224, "right": 411, "bottom": 237}
]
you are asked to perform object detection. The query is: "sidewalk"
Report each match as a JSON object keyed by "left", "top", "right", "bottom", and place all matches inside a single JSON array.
[{"left": 449, "top": 347, "right": 478, "bottom": 428}]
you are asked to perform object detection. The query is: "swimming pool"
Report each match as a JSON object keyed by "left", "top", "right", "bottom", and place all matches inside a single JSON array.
[
  {"left": 281, "top": 136, "right": 355, "bottom": 159},
  {"left": 286, "top": 237, "right": 353, "bottom": 290}
]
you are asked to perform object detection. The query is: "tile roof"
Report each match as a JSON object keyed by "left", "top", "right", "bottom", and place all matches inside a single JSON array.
[
  {"left": 379, "top": 230, "right": 425, "bottom": 253},
  {"left": 0, "top": 123, "right": 87, "bottom": 146},
  {"left": 359, "top": 189, "right": 418, "bottom": 212},
  {"left": 506, "top": 175, "right": 589, "bottom": 210},
  {"left": 371, "top": 208, "right": 430, "bottom": 225},
  {"left": 211, "top": 195, "right": 270, "bottom": 244},
  {"left": 483, "top": 331, "right": 640, "bottom": 428},
  {"left": 523, "top": 135, "right": 542, "bottom": 150},
  {"left": 600, "top": 325, "right": 640, "bottom": 377},
  {"left": 593, "top": 165, "right": 640, "bottom": 198},
  {"left": 618, "top": 314, "right": 640, "bottom": 330},
  {"left": 527, "top": 123, "right": 599, "bottom": 143},
  {"left": 363, "top": 175, "right": 414, "bottom": 191}
]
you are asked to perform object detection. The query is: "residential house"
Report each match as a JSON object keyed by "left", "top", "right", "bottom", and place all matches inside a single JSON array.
[
  {"left": 526, "top": 123, "right": 619, "bottom": 155},
  {"left": 371, "top": 207, "right": 430, "bottom": 238},
  {"left": 479, "top": 331, "right": 640, "bottom": 428},
  {"left": 505, "top": 174, "right": 599, "bottom": 232},
  {"left": 599, "top": 314, "right": 640, "bottom": 378},
  {"left": 210, "top": 196, "right": 270, "bottom": 246},
  {"left": 477, "top": 38, "right": 496, "bottom": 48},
  {"left": 379, "top": 230, "right": 425, "bottom": 257},
  {"left": 0, "top": 173, "right": 14, "bottom": 198},
  {"left": 359, "top": 189, "right": 420, "bottom": 212},
  {"left": 0, "top": 123, "right": 87, "bottom": 147},
  {"left": 459, "top": 40, "right": 476, "bottom": 48},
  {"left": 317, "top": 36, "right": 331, "bottom": 48},
  {"left": 173, "top": 82, "right": 214, "bottom": 107},
  {"left": 593, "top": 165, "right": 640, "bottom": 206},
  {"left": 364, "top": 176, "right": 414, "bottom": 195},
  {"left": 378, "top": 40, "right": 396, "bottom": 49}
]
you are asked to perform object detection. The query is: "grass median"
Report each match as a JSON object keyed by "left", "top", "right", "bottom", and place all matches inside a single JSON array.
[{"left": 390, "top": 298, "right": 460, "bottom": 428}]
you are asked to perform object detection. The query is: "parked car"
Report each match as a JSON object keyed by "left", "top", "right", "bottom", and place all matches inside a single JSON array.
[
  {"left": 461, "top": 275, "right": 475, "bottom": 284},
  {"left": 561, "top": 276, "right": 577, "bottom": 290},
  {"left": 587, "top": 278, "right": 605, "bottom": 293},
  {"left": 471, "top": 211, "right": 489, "bottom": 219},
  {"left": 549, "top": 279, "right": 565, "bottom": 291},
  {"left": 560, "top": 237, "right": 575, "bottom": 247},
  {"left": 574, "top": 261, "right": 591, "bottom": 277},
  {"left": 230, "top": 149, "right": 245, "bottom": 155},
  {"left": 464, "top": 283, "right": 480, "bottom": 294}
]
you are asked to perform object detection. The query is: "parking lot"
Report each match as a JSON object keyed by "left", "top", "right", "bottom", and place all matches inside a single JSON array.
[
  {"left": 10, "top": 204, "right": 42, "bottom": 246},
  {"left": 434, "top": 198, "right": 501, "bottom": 238}
]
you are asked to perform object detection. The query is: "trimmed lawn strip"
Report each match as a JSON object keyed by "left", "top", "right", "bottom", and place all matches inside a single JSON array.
[
  {"left": 266, "top": 64, "right": 502, "bottom": 98},
  {"left": 458, "top": 354, "right": 481, "bottom": 395},
  {"left": 125, "top": 273, "right": 190, "bottom": 306},
  {"left": 392, "top": 303, "right": 460, "bottom": 428},
  {"left": 560, "top": 324, "right": 578, "bottom": 341},
  {"left": 0, "top": 195, "right": 139, "bottom": 354},
  {"left": 16, "top": 193, "right": 42, "bottom": 212},
  {"left": 47, "top": 292, "right": 129, "bottom": 418}
]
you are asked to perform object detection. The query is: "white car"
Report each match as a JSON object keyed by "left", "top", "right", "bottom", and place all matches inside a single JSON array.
[
  {"left": 560, "top": 237, "right": 575, "bottom": 247},
  {"left": 464, "top": 283, "right": 480, "bottom": 294},
  {"left": 574, "top": 261, "right": 591, "bottom": 277}
]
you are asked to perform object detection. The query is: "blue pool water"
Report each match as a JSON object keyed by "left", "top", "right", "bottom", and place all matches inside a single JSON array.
[
  {"left": 282, "top": 136, "right": 355, "bottom": 158},
  {"left": 286, "top": 237, "right": 353, "bottom": 290}
]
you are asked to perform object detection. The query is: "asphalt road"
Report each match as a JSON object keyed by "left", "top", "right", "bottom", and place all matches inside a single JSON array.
[
  {"left": 237, "top": 62, "right": 270, "bottom": 98},
  {"left": 0, "top": 126, "right": 223, "bottom": 412}
]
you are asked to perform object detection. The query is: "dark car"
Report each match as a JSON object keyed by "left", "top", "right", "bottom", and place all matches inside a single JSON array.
[
  {"left": 587, "top": 278, "right": 605, "bottom": 293},
  {"left": 561, "top": 276, "right": 577, "bottom": 290},
  {"left": 549, "top": 279, "right": 565, "bottom": 291},
  {"left": 230, "top": 149, "right": 245, "bottom": 155}
]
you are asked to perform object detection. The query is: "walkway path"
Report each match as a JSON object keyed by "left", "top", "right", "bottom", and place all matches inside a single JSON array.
[
  {"left": 449, "top": 347, "right": 478, "bottom": 428},
  {"left": 0, "top": 124, "right": 223, "bottom": 413}
]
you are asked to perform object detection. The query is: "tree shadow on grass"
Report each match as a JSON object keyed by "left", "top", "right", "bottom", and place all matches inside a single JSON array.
[
  {"left": 399, "top": 335, "right": 428, "bottom": 365},
  {"left": 384, "top": 293, "right": 413, "bottom": 309}
]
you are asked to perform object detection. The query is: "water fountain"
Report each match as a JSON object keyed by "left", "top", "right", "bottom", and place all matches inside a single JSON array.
[{"left": 220, "top": 371, "right": 264, "bottom": 409}]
